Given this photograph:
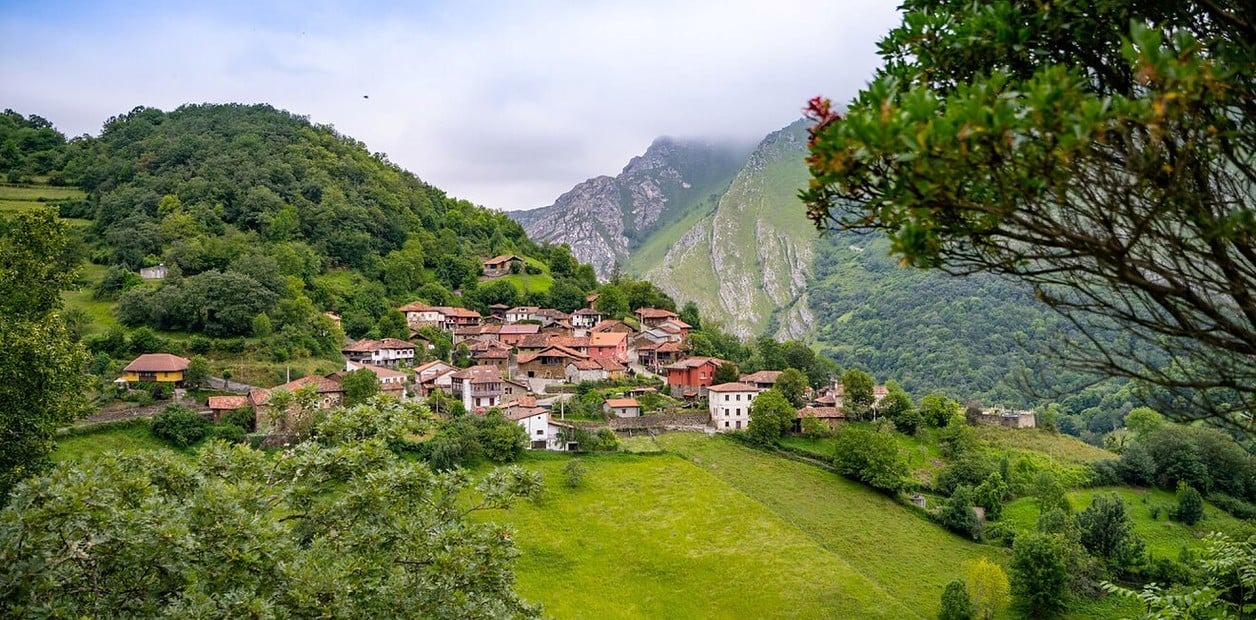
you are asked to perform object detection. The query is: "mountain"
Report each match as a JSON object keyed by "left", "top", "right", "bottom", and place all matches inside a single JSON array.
[
  {"left": 509, "top": 137, "right": 750, "bottom": 280},
  {"left": 520, "top": 119, "right": 1099, "bottom": 406}
]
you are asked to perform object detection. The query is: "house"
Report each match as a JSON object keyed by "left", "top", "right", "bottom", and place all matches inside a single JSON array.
[
  {"left": 504, "top": 400, "right": 552, "bottom": 449},
  {"left": 251, "top": 374, "right": 346, "bottom": 434},
  {"left": 501, "top": 378, "right": 530, "bottom": 404},
  {"left": 588, "top": 331, "right": 629, "bottom": 363},
  {"left": 831, "top": 382, "right": 891, "bottom": 412},
  {"left": 341, "top": 338, "right": 418, "bottom": 368},
  {"left": 122, "top": 353, "right": 190, "bottom": 385},
  {"left": 487, "top": 303, "right": 510, "bottom": 319},
  {"left": 656, "top": 318, "right": 692, "bottom": 341},
  {"left": 399, "top": 302, "right": 445, "bottom": 329},
  {"left": 635, "top": 307, "right": 680, "bottom": 329},
  {"left": 139, "top": 263, "right": 168, "bottom": 279},
  {"left": 450, "top": 365, "right": 507, "bottom": 412},
  {"left": 517, "top": 344, "right": 587, "bottom": 379},
  {"left": 591, "top": 319, "right": 634, "bottom": 334},
  {"left": 665, "top": 356, "right": 729, "bottom": 397},
  {"left": 708, "top": 382, "right": 760, "bottom": 432},
  {"left": 794, "top": 406, "right": 845, "bottom": 432},
  {"left": 570, "top": 308, "right": 603, "bottom": 328},
  {"left": 739, "top": 370, "right": 783, "bottom": 391},
  {"left": 534, "top": 308, "right": 570, "bottom": 326},
  {"left": 207, "top": 395, "right": 250, "bottom": 421},
  {"left": 340, "top": 360, "right": 409, "bottom": 400},
  {"left": 470, "top": 339, "right": 513, "bottom": 372},
  {"left": 637, "top": 340, "right": 683, "bottom": 369},
  {"left": 323, "top": 312, "right": 342, "bottom": 327},
  {"left": 506, "top": 306, "right": 541, "bottom": 323},
  {"left": 604, "top": 397, "right": 641, "bottom": 418},
  {"left": 414, "top": 360, "right": 458, "bottom": 397},
  {"left": 438, "top": 306, "right": 482, "bottom": 331},
  {"left": 977, "top": 408, "right": 1037, "bottom": 429},
  {"left": 482, "top": 254, "right": 523, "bottom": 278},
  {"left": 499, "top": 323, "right": 541, "bottom": 347},
  {"left": 565, "top": 358, "right": 627, "bottom": 383}
]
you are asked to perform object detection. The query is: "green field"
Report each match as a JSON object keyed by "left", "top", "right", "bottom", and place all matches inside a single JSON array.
[
  {"left": 53, "top": 420, "right": 175, "bottom": 462},
  {"left": 1002, "top": 486, "right": 1251, "bottom": 559},
  {"left": 0, "top": 184, "right": 85, "bottom": 201}
]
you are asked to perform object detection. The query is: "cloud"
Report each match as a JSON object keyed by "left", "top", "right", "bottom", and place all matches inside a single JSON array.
[{"left": 0, "top": 0, "right": 899, "bottom": 210}]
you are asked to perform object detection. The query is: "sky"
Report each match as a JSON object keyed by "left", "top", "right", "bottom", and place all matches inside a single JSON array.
[{"left": 0, "top": 1, "right": 900, "bottom": 211}]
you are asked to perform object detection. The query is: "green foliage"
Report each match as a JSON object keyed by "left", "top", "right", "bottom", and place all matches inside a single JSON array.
[
  {"left": 920, "top": 393, "right": 962, "bottom": 428},
  {"left": 149, "top": 405, "right": 211, "bottom": 447},
  {"left": 315, "top": 398, "right": 429, "bottom": 446},
  {"left": 218, "top": 407, "right": 255, "bottom": 433},
  {"left": 775, "top": 368, "right": 808, "bottom": 408},
  {"left": 1077, "top": 495, "right": 1146, "bottom": 570},
  {"left": 0, "top": 210, "right": 91, "bottom": 497},
  {"left": 340, "top": 367, "right": 381, "bottom": 406},
  {"left": 563, "top": 458, "right": 587, "bottom": 489},
  {"left": 1102, "top": 533, "right": 1256, "bottom": 619},
  {"left": 1172, "top": 483, "right": 1204, "bottom": 526},
  {"left": 939, "top": 579, "right": 973, "bottom": 620},
  {"left": 965, "top": 557, "right": 1010, "bottom": 620},
  {"left": 746, "top": 389, "right": 795, "bottom": 445},
  {"left": 803, "top": 0, "right": 1256, "bottom": 431},
  {"left": 0, "top": 110, "right": 68, "bottom": 181},
  {"left": 942, "top": 485, "right": 980, "bottom": 539},
  {"left": 1011, "top": 532, "right": 1071, "bottom": 617},
  {"left": 840, "top": 368, "right": 875, "bottom": 420},
  {"left": 832, "top": 427, "right": 908, "bottom": 493},
  {"left": 184, "top": 354, "right": 211, "bottom": 389},
  {"left": 1034, "top": 472, "right": 1072, "bottom": 516},
  {"left": 426, "top": 411, "right": 528, "bottom": 469},
  {"left": 713, "top": 361, "right": 740, "bottom": 385},
  {"left": 1122, "top": 407, "right": 1164, "bottom": 438},
  {"left": 119, "top": 270, "right": 279, "bottom": 337},
  {"left": 0, "top": 438, "right": 542, "bottom": 618},
  {"left": 973, "top": 473, "right": 1009, "bottom": 522}
]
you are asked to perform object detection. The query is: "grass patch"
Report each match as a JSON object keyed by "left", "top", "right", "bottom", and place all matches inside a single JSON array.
[
  {"left": 972, "top": 426, "right": 1115, "bottom": 467},
  {"left": 0, "top": 184, "right": 86, "bottom": 201},
  {"left": 659, "top": 433, "right": 1005, "bottom": 618},
  {"left": 53, "top": 419, "right": 182, "bottom": 463},
  {"left": 488, "top": 450, "right": 915, "bottom": 618},
  {"left": 62, "top": 288, "right": 119, "bottom": 335},
  {"left": 1002, "top": 486, "right": 1251, "bottom": 560},
  {"left": 617, "top": 434, "right": 663, "bottom": 453}
]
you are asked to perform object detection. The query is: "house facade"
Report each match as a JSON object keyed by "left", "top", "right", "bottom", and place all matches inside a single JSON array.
[
  {"left": 517, "top": 345, "right": 586, "bottom": 379},
  {"left": 341, "top": 338, "right": 417, "bottom": 368},
  {"left": 634, "top": 307, "right": 680, "bottom": 329},
  {"left": 588, "top": 331, "right": 628, "bottom": 363},
  {"left": 399, "top": 302, "right": 445, "bottom": 329},
  {"left": 604, "top": 398, "right": 641, "bottom": 418},
  {"left": 570, "top": 308, "right": 603, "bottom": 328},
  {"left": 122, "top": 353, "right": 190, "bottom": 384},
  {"left": 482, "top": 255, "right": 522, "bottom": 278},
  {"left": 450, "top": 365, "right": 506, "bottom": 412},
  {"left": 665, "top": 356, "right": 728, "bottom": 397},
  {"left": 506, "top": 306, "right": 541, "bottom": 323},
  {"left": 708, "top": 382, "right": 759, "bottom": 432}
]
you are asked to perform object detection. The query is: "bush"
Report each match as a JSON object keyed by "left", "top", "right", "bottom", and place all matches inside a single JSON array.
[
  {"left": 832, "top": 427, "right": 908, "bottom": 493},
  {"left": 983, "top": 521, "right": 1019, "bottom": 548},
  {"left": 219, "top": 407, "right": 256, "bottom": 432},
  {"left": 941, "top": 485, "right": 981, "bottom": 539},
  {"left": 938, "top": 580, "right": 973, "bottom": 620},
  {"left": 1172, "top": 483, "right": 1204, "bottom": 525},
  {"left": 1208, "top": 493, "right": 1256, "bottom": 520},
  {"left": 208, "top": 424, "right": 246, "bottom": 444},
  {"left": 563, "top": 459, "right": 587, "bottom": 489},
  {"left": 150, "top": 405, "right": 211, "bottom": 447}
]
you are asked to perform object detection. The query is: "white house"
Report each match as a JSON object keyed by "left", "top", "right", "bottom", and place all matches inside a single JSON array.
[
  {"left": 604, "top": 397, "right": 641, "bottom": 418},
  {"left": 341, "top": 338, "right": 417, "bottom": 368},
  {"left": 399, "top": 302, "right": 445, "bottom": 329},
  {"left": 708, "top": 382, "right": 760, "bottom": 432},
  {"left": 506, "top": 306, "right": 541, "bottom": 323},
  {"left": 505, "top": 402, "right": 552, "bottom": 449},
  {"left": 570, "top": 308, "right": 603, "bottom": 328}
]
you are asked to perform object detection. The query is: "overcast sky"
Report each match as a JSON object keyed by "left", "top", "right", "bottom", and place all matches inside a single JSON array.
[{"left": 0, "top": 1, "right": 900, "bottom": 211}]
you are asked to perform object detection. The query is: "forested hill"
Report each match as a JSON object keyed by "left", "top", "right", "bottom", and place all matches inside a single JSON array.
[{"left": 18, "top": 103, "right": 597, "bottom": 343}]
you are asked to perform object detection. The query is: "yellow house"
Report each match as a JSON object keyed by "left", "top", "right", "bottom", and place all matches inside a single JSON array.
[{"left": 122, "top": 353, "right": 190, "bottom": 384}]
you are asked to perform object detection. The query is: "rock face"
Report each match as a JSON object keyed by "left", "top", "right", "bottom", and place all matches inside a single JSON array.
[
  {"left": 641, "top": 120, "right": 817, "bottom": 340},
  {"left": 510, "top": 138, "right": 749, "bottom": 280}
]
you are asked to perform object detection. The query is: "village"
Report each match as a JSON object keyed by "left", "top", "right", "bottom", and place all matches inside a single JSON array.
[{"left": 113, "top": 256, "right": 1037, "bottom": 450}]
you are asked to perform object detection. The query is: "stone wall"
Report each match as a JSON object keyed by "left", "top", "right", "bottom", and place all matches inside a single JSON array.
[{"left": 607, "top": 412, "right": 709, "bottom": 431}]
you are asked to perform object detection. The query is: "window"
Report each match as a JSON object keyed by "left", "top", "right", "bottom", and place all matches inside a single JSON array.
[
  {"left": 536, "top": 429, "right": 544, "bottom": 435},
  {"left": 735, "top": 408, "right": 741, "bottom": 416},
  {"left": 724, "top": 421, "right": 729, "bottom": 428},
  {"left": 724, "top": 394, "right": 731, "bottom": 402},
  {"left": 736, "top": 394, "right": 741, "bottom": 401}
]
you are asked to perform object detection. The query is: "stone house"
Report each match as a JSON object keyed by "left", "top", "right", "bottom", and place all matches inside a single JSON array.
[
  {"left": 450, "top": 364, "right": 507, "bottom": 412},
  {"left": 634, "top": 307, "right": 680, "bottom": 329},
  {"left": 482, "top": 255, "right": 523, "bottom": 278},
  {"left": 517, "top": 344, "right": 587, "bottom": 379}
]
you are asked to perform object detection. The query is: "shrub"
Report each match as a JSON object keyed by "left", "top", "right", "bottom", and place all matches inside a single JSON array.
[
  {"left": 150, "top": 405, "right": 211, "bottom": 447},
  {"left": 1208, "top": 493, "right": 1256, "bottom": 520},
  {"left": 1172, "top": 483, "right": 1204, "bottom": 525},
  {"left": 219, "top": 407, "right": 256, "bottom": 432},
  {"left": 937, "top": 455, "right": 996, "bottom": 497},
  {"left": 208, "top": 424, "right": 246, "bottom": 444},
  {"left": 941, "top": 485, "right": 981, "bottom": 539},
  {"left": 938, "top": 580, "right": 973, "bottom": 620},
  {"left": 563, "top": 459, "right": 587, "bottom": 489},
  {"left": 832, "top": 427, "right": 908, "bottom": 493}
]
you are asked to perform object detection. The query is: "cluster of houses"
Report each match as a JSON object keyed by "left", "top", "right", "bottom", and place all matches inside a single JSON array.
[{"left": 116, "top": 290, "right": 1036, "bottom": 451}]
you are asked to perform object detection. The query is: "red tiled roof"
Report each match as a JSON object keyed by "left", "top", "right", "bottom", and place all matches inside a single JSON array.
[
  {"left": 798, "top": 406, "right": 844, "bottom": 420},
  {"left": 398, "top": 302, "right": 440, "bottom": 313},
  {"left": 708, "top": 382, "right": 758, "bottom": 393},
  {"left": 665, "top": 356, "right": 727, "bottom": 370},
  {"left": 450, "top": 364, "right": 504, "bottom": 382},
  {"left": 500, "top": 324, "right": 541, "bottom": 335},
  {"left": 589, "top": 332, "right": 626, "bottom": 346},
  {"left": 483, "top": 254, "right": 521, "bottom": 266},
  {"left": 740, "top": 370, "right": 783, "bottom": 384},
  {"left": 123, "top": 353, "right": 190, "bottom": 373},
  {"left": 208, "top": 395, "right": 249, "bottom": 410},
  {"left": 517, "top": 344, "right": 587, "bottom": 364},
  {"left": 346, "top": 361, "right": 408, "bottom": 379},
  {"left": 605, "top": 398, "right": 639, "bottom": 408},
  {"left": 635, "top": 307, "right": 679, "bottom": 319}
]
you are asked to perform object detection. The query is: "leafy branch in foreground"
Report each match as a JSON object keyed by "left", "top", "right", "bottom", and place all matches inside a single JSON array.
[{"left": 803, "top": 0, "right": 1256, "bottom": 434}]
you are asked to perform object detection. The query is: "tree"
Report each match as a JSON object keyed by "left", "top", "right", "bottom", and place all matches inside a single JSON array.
[
  {"left": 1078, "top": 494, "right": 1146, "bottom": 571},
  {"left": 184, "top": 354, "right": 211, "bottom": 389},
  {"left": 594, "top": 285, "right": 629, "bottom": 319},
  {"left": 965, "top": 558, "right": 1011, "bottom": 620},
  {"left": 1123, "top": 407, "right": 1165, "bottom": 438},
  {"left": 775, "top": 368, "right": 808, "bottom": 407},
  {"left": 973, "top": 472, "right": 1008, "bottom": 522},
  {"left": 0, "top": 210, "right": 90, "bottom": 498},
  {"left": 679, "top": 301, "right": 702, "bottom": 331},
  {"left": 713, "top": 362, "right": 741, "bottom": 385},
  {"left": 840, "top": 368, "right": 875, "bottom": 420},
  {"left": 941, "top": 485, "right": 980, "bottom": 539},
  {"left": 939, "top": 579, "right": 973, "bottom": 620},
  {"left": 341, "top": 368, "right": 382, "bottom": 406},
  {"left": 0, "top": 432, "right": 543, "bottom": 617},
  {"left": 1011, "top": 533, "right": 1071, "bottom": 617},
  {"left": 746, "top": 389, "right": 795, "bottom": 445},
  {"left": 563, "top": 458, "right": 587, "bottom": 489},
  {"left": 802, "top": 0, "right": 1256, "bottom": 433},
  {"left": 832, "top": 427, "right": 908, "bottom": 493},
  {"left": 878, "top": 380, "right": 915, "bottom": 431},
  {"left": 920, "top": 393, "right": 961, "bottom": 428},
  {"left": 1173, "top": 483, "right": 1205, "bottom": 525}
]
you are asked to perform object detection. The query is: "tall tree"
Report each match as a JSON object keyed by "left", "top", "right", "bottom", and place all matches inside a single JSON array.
[
  {"left": 840, "top": 368, "right": 875, "bottom": 420},
  {"left": 0, "top": 210, "right": 90, "bottom": 498},
  {"left": 802, "top": 0, "right": 1256, "bottom": 433},
  {"left": 341, "top": 368, "right": 382, "bottom": 406},
  {"left": 775, "top": 368, "right": 808, "bottom": 408},
  {"left": 965, "top": 558, "right": 1011, "bottom": 620},
  {"left": 746, "top": 389, "right": 795, "bottom": 445}
]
